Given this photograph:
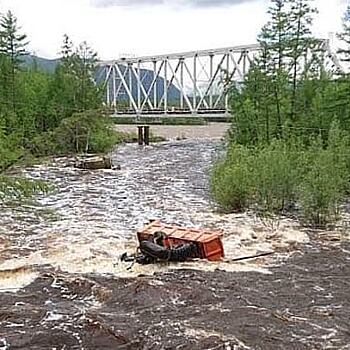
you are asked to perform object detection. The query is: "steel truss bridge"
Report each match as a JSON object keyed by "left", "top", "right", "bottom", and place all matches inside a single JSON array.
[{"left": 98, "top": 40, "right": 343, "bottom": 118}]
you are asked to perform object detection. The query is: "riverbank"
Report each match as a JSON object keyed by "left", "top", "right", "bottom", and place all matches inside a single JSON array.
[{"left": 115, "top": 122, "right": 230, "bottom": 140}]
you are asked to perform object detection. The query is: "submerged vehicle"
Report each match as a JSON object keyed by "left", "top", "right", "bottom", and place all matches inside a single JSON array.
[{"left": 121, "top": 220, "right": 224, "bottom": 264}]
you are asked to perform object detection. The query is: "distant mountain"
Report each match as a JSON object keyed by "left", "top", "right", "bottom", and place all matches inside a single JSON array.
[
  {"left": 23, "top": 55, "right": 181, "bottom": 102},
  {"left": 98, "top": 65, "right": 181, "bottom": 103},
  {"left": 22, "top": 55, "right": 59, "bottom": 73}
]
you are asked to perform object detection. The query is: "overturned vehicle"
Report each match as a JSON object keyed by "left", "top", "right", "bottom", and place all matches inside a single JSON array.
[{"left": 121, "top": 220, "right": 224, "bottom": 265}]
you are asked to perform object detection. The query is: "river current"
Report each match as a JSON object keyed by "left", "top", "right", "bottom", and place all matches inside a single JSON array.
[
  {"left": 1, "top": 136, "right": 350, "bottom": 350},
  {"left": 0, "top": 138, "right": 310, "bottom": 290}
]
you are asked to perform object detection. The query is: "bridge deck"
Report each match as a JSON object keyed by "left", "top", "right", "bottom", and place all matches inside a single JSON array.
[{"left": 111, "top": 112, "right": 231, "bottom": 119}]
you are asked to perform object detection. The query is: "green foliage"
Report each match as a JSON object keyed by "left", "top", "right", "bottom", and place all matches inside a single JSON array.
[
  {"left": 29, "top": 131, "right": 60, "bottom": 157},
  {"left": 211, "top": 140, "right": 302, "bottom": 214},
  {"left": 229, "top": 67, "right": 290, "bottom": 145},
  {"left": 0, "top": 129, "right": 23, "bottom": 171},
  {"left": 0, "top": 13, "right": 107, "bottom": 201},
  {"left": 30, "top": 111, "right": 134, "bottom": 156},
  {"left": 47, "top": 35, "right": 102, "bottom": 119},
  {"left": 298, "top": 123, "right": 349, "bottom": 225},
  {"left": 252, "top": 140, "right": 302, "bottom": 213},
  {"left": 337, "top": 5, "right": 350, "bottom": 66},
  {"left": 229, "top": 1, "right": 349, "bottom": 149},
  {"left": 212, "top": 129, "right": 350, "bottom": 225},
  {"left": 18, "top": 69, "right": 51, "bottom": 137},
  {"left": 56, "top": 111, "right": 110, "bottom": 153},
  {"left": 258, "top": 0, "right": 290, "bottom": 72},
  {"left": 0, "top": 11, "right": 28, "bottom": 62},
  {"left": 0, "top": 10, "right": 28, "bottom": 115},
  {"left": 210, "top": 145, "right": 253, "bottom": 212},
  {"left": 212, "top": 2, "right": 350, "bottom": 227}
]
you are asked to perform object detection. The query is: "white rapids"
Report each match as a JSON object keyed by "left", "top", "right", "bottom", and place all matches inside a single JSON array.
[{"left": 0, "top": 139, "right": 312, "bottom": 290}]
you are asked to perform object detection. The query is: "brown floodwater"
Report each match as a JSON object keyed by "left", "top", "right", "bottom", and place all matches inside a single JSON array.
[
  {"left": 0, "top": 134, "right": 349, "bottom": 349},
  {"left": 115, "top": 122, "right": 231, "bottom": 140}
]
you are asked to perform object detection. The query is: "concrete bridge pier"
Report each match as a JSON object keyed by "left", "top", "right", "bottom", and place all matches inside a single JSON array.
[{"left": 137, "top": 125, "right": 150, "bottom": 145}]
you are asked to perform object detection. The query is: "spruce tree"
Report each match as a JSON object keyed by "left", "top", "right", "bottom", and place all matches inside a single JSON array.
[
  {"left": 337, "top": 5, "right": 350, "bottom": 68},
  {"left": 70, "top": 41, "right": 98, "bottom": 111},
  {"left": 257, "top": 0, "right": 291, "bottom": 137},
  {"left": 48, "top": 36, "right": 101, "bottom": 122},
  {"left": 286, "top": 0, "right": 317, "bottom": 121},
  {"left": 0, "top": 11, "right": 28, "bottom": 114},
  {"left": 258, "top": 0, "right": 290, "bottom": 72},
  {"left": 335, "top": 5, "right": 350, "bottom": 130},
  {"left": 60, "top": 33, "right": 74, "bottom": 71},
  {"left": 0, "top": 11, "right": 28, "bottom": 65}
]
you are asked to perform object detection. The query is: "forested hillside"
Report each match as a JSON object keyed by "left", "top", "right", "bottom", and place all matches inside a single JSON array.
[
  {"left": 22, "top": 55, "right": 59, "bottom": 73},
  {"left": 211, "top": 0, "right": 350, "bottom": 226}
]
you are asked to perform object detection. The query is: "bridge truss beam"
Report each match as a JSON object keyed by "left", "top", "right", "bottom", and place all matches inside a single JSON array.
[{"left": 98, "top": 41, "right": 343, "bottom": 117}]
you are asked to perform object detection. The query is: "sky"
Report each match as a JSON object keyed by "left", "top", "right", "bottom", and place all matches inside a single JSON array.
[{"left": 0, "top": 0, "right": 348, "bottom": 60}]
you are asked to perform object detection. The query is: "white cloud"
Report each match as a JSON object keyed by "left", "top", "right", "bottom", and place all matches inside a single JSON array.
[
  {"left": 91, "top": 0, "right": 162, "bottom": 7},
  {"left": 90, "top": 0, "right": 256, "bottom": 8},
  {"left": 0, "top": 0, "right": 347, "bottom": 59}
]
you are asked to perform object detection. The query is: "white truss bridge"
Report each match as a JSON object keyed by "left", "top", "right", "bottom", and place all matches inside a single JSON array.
[{"left": 98, "top": 40, "right": 343, "bottom": 118}]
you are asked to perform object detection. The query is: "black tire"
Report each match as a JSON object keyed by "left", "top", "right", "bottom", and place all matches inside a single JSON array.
[{"left": 139, "top": 241, "right": 199, "bottom": 262}]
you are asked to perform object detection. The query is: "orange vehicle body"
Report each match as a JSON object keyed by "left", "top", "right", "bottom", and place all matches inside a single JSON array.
[{"left": 137, "top": 220, "right": 224, "bottom": 261}]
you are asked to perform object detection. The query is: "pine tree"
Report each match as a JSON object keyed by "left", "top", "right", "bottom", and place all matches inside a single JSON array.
[
  {"left": 337, "top": 5, "right": 350, "bottom": 68},
  {"left": 257, "top": 0, "right": 291, "bottom": 137},
  {"left": 335, "top": 5, "right": 350, "bottom": 130},
  {"left": 60, "top": 33, "right": 74, "bottom": 71},
  {"left": 47, "top": 36, "right": 101, "bottom": 123},
  {"left": 258, "top": 0, "right": 291, "bottom": 72},
  {"left": 0, "top": 11, "right": 28, "bottom": 114},
  {"left": 286, "top": 0, "right": 317, "bottom": 121},
  {"left": 74, "top": 41, "right": 99, "bottom": 111}
]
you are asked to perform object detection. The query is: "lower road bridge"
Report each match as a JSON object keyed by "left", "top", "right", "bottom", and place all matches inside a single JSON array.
[{"left": 98, "top": 40, "right": 343, "bottom": 119}]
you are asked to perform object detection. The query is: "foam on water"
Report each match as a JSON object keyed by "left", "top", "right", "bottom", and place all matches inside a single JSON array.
[
  {"left": 0, "top": 140, "right": 315, "bottom": 290},
  {"left": 0, "top": 266, "right": 39, "bottom": 293}
]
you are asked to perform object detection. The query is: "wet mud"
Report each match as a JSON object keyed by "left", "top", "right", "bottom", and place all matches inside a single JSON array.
[{"left": 0, "top": 137, "right": 349, "bottom": 349}]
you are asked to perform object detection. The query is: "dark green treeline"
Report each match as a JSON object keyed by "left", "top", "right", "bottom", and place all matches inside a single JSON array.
[
  {"left": 0, "top": 10, "right": 121, "bottom": 200},
  {"left": 211, "top": 0, "right": 350, "bottom": 226}
]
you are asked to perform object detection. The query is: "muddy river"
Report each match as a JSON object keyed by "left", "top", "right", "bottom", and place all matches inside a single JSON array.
[{"left": 0, "top": 128, "right": 349, "bottom": 349}]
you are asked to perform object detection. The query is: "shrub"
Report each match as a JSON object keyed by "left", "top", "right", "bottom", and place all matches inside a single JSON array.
[
  {"left": 88, "top": 128, "right": 119, "bottom": 153},
  {"left": 0, "top": 130, "right": 25, "bottom": 171},
  {"left": 30, "top": 111, "right": 125, "bottom": 156},
  {"left": 298, "top": 123, "right": 350, "bottom": 226},
  {"left": 211, "top": 123, "right": 350, "bottom": 226},
  {"left": 210, "top": 145, "right": 253, "bottom": 212},
  {"left": 252, "top": 140, "right": 301, "bottom": 213},
  {"left": 211, "top": 140, "right": 302, "bottom": 214},
  {"left": 30, "top": 131, "right": 60, "bottom": 156},
  {"left": 298, "top": 151, "right": 347, "bottom": 226},
  {"left": 55, "top": 111, "right": 114, "bottom": 153}
]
